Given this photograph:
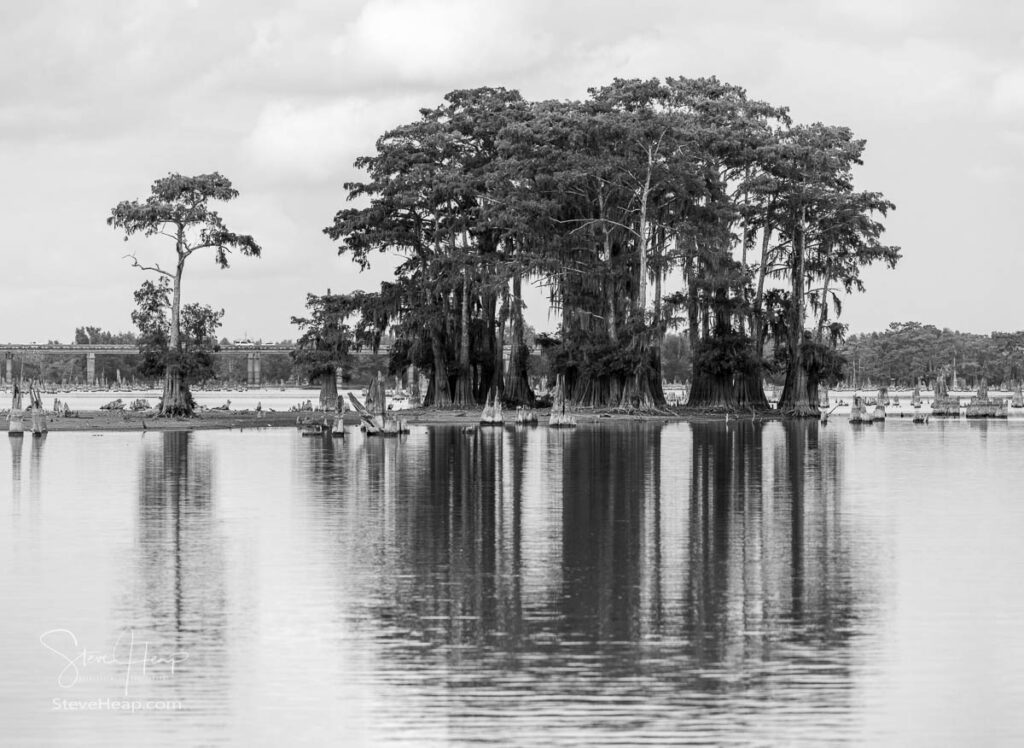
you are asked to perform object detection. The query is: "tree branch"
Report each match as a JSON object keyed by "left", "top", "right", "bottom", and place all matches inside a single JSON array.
[
  {"left": 124, "top": 254, "right": 174, "bottom": 278},
  {"left": 556, "top": 216, "right": 641, "bottom": 239}
]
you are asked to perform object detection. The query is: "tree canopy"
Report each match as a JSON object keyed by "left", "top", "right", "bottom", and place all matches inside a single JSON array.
[{"left": 325, "top": 78, "right": 899, "bottom": 414}]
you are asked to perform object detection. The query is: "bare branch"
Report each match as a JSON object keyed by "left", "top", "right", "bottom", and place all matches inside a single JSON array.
[
  {"left": 123, "top": 254, "right": 174, "bottom": 278},
  {"left": 555, "top": 216, "right": 641, "bottom": 239}
]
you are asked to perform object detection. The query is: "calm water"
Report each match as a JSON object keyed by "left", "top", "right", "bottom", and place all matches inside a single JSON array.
[{"left": 2, "top": 420, "right": 1024, "bottom": 746}]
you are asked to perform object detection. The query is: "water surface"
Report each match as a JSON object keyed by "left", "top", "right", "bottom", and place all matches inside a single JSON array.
[{"left": 2, "top": 419, "right": 1023, "bottom": 745}]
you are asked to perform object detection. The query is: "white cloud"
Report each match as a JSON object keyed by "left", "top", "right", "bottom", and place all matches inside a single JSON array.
[
  {"left": 5, "top": 0, "right": 1024, "bottom": 342},
  {"left": 241, "top": 97, "right": 419, "bottom": 183},
  {"left": 990, "top": 68, "right": 1024, "bottom": 119},
  {"left": 330, "top": 0, "right": 555, "bottom": 85},
  {"left": 756, "top": 34, "right": 990, "bottom": 128},
  {"left": 828, "top": 0, "right": 949, "bottom": 31}
]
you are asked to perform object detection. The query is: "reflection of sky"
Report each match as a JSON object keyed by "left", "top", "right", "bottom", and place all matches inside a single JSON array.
[{"left": 848, "top": 421, "right": 1024, "bottom": 742}]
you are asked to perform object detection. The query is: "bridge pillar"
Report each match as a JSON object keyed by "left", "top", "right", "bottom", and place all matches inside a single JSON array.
[
  {"left": 86, "top": 352, "right": 96, "bottom": 386},
  {"left": 246, "top": 351, "right": 261, "bottom": 387},
  {"left": 4, "top": 353, "right": 11, "bottom": 384}
]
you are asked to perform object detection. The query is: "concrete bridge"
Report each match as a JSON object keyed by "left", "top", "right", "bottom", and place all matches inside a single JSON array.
[{"left": 0, "top": 343, "right": 394, "bottom": 387}]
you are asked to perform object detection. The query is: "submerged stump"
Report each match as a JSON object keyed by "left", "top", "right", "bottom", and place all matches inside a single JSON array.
[{"left": 548, "top": 374, "right": 577, "bottom": 428}]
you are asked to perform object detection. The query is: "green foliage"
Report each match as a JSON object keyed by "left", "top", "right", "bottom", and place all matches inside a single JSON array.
[
  {"left": 693, "top": 330, "right": 761, "bottom": 378},
  {"left": 108, "top": 172, "right": 261, "bottom": 268},
  {"left": 74, "top": 327, "right": 137, "bottom": 345},
  {"left": 325, "top": 77, "right": 897, "bottom": 409},
  {"left": 840, "top": 323, "right": 1024, "bottom": 387},
  {"left": 291, "top": 289, "right": 388, "bottom": 382},
  {"left": 661, "top": 333, "right": 693, "bottom": 382},
  {"left": 131, "top": 277, "right": 223, "bottom": 381},
  {"left": 799, "top": 339, "right": 847, "bottom": 385}
]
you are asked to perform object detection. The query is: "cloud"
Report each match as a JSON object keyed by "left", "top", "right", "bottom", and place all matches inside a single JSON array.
[
  {"left": 241, "top": 96, "right": 420, "bottom": 183},
  {"left": 6, "top": 0, "right": 1024, "bottom": 343},
  {"left": 990, "top": 68, "right": 1024, "bottom": 118},
  {"left": 329, "top": 0, "right": 555, "bottom": 86},
  {"left": 969, "top": 163, "right": 1015, "bottom": 183},
  {"left": 827, "top": 0, "right": 953, "bottom": 31}
]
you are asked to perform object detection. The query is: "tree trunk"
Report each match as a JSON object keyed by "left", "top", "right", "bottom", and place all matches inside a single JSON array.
[
  {"left": 615, "top": 147, "right": 665, "bottom": 411},
  {"left": 454, "top": 269, "right": 473, "bottom": 406},
  {"left": 482, "top": 288, "right": 499, "bottom": 402},
  {"left": 686, "top": 368, "right": 737, "bottom": 409},
  {"left": 493, "top": 290, "right": 507, "bottom": 400},
  {"left": 504, "top": 272, "right": 534, "bottom": 405},
  {"left": 734, "top": 226, "right": 773, "bottom": 411},
  {"left": 816, "top": 273, "right": 831, "bottom": 342},
  {"left": 738, "top": 180, "right": 750, "bottom": 336},
  {"left": 618, "top": 345, "right": 666, "bottom": 410},
  {"left": 161, "top": 246, "right": 193, "bottom": 416},
  {"left": 161, "top": 363, "right": 192, "bottom": 416},
  {"left": 779, "top": 208, "right": 817, "bottom": 417},
  {"left": 318, "top": 370, "right": 339, "bottom": 410},
  {"left": 750, "top": 226, "right": 772, "bottom": 351},
  {"left": 735, "top": 370, "right": 769, "bottom": 409},
  {"left": 598, "top": 191, "right": 619, "bottom": 345},
  {"left": 636, "top": 147, "right": 652, "bottom": 313},
  {"left": 429, "top": 327, "right": 451, "bottom": 407},
  {"left": 685, "top": 245, "right": 700, "bottom": 386}
]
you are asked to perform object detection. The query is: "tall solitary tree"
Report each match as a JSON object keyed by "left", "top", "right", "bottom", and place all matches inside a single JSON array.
[{"left": 108, "top": 173, "right": 261, "bottom": 415}]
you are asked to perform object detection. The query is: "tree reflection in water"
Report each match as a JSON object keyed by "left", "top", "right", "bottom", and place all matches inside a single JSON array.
[
  {"left": 291, "top": 422, "right": 874, "bottom": 739},
  {"left": 312, "top": 422, "right": 864, "bottom": 655},
  {"left": 124, "top": 431, "right": 227, "bottom": 701},
  {"left": 9, "top": 434, "right": 24, "bottom": 515}
]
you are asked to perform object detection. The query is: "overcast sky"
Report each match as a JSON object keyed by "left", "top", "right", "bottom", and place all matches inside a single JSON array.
[{"left": 3, "top": 0, "right": 1023, "bottom": 343}]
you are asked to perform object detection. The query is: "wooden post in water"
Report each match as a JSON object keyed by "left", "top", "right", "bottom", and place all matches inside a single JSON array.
[
  {"left": 8, "top": 383, "right": 25, "bottom": 436},
  {"left": 480, "top": 387, "right": 504, "bottom": 425},
  {"left": 29, "top": 384, "right": 47, "bottom": 436},
  {"left": 548, "top": 374, "right": 577, "bottom": 428},
  {"left": 931, "top": 375, "right": 960, "bottom": 416},
  {"left": 873, "top": 388, "right": 887, "bottom": 420},
  {"left": 350, "top": 371, "right": 407, "bottom": 436}
]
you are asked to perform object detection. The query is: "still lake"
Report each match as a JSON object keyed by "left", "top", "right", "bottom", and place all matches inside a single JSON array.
[{"left": 2, "top": 419, "right": 1024, "bottom": 746}]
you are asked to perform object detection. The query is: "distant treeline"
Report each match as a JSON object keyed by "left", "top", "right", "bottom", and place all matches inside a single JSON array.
[{"left": 838, "top": 322, "right": 1024, "bottom": 388}]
